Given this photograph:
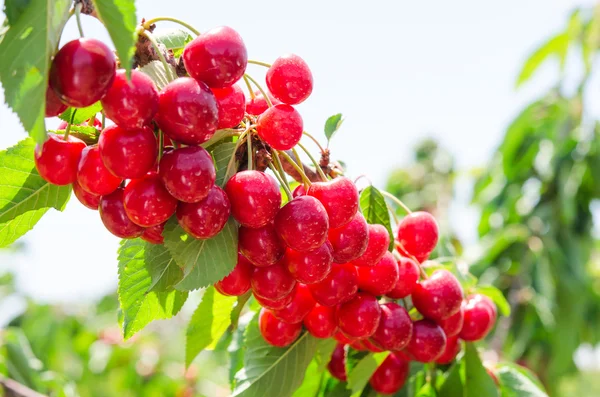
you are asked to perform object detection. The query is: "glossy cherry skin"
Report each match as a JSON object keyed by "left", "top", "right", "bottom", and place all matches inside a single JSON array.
[
  {"left": 238, "top": 224, "right": 285, "bottom": 267},
  {"left": 333, "top": 330, "right": 356, "bottom": 345},
  {"left": 439, "top": 304, "right": 465, "bottom": 337},
  {"left": 77, "top": 146, "right": 122, "bottom": 195},
  {"left": 254, "top": 288, "right": 295, "bottom": 310},
  {"left": 412, "top": 269, "right": 463, "bottom": 321},
  {"left": 155, "top": 77, "right": 219, "bottom": 145},
  {"left": 353, "top": 224, "right": 390, "bottom": 267},
  {"left": 35, "top": 134, "right": 86, "bottom": 185},
  {"left": 49, "top": 38, "right": 116, "bottom": 107},
  {"left": 123, "top": 175, "right": 178, "bottom": 227},
  {"left": 275, "top": 196, "right": 329, "bottom": 252},
  {"left": 225, "top": 170, "right": 281, "bottom": 228},
  {"left": 307, "top": 177, "right": 359, "bottom": 229},
  {"left": 101, "top": 69, "right": 159, "bottom": 129},
  {"left": 159, "top": 146, "right": 216, "bottom": 203},
  {"left": 183, "top": 26, "right": 247, "bottom": 88},
  {"left": 45, "top": 84, "right": 68, "bottom": 117},
  {"left": 177, "top": 186, "right": 231, "bottom": 239},
  {"left": 397, "top": 211, "right": 439, "bottom": 259},
  {"left": 357, "top": 251, "right": 399, "bottom": 296},
  {"left": 328, "top": 212, "right": 369, "bottom": 263},
  {"left": 212, "top": 85, "right": 245, "bottom": 128},
  {"left": 386, "top": 256, "right": 421, "bottom": 299},
  {"left": 350, "top": 340, "right": 367, "bottom": 351},
  {"left": 256, "top": 104, "right": 303, "bottom": 150},
  {"left": 363, "top": 339, "right": 385, "bottom": 353},
  {"left": 328, "top": 344, "right": 347, "bottom": 381},
  {"left": 436, "top": 336, "right": 461, "bottom": 365},
  {"left": 336, "top": 292, "right": 381, "bottom": 339},
  {"left": 309, "top": 263, "right": 358, "bottom": 307},
  {"left": 141, "top": 223, "right": 165, "bottom": 245},
  {"left": 266, "top": 54, "right": 313, "bottom": 105},
  {"left": 292, "top": 184, "right": 306, "bottom": 197},
  {"left": 245, "top": 90, "right": 281, "bottom": 115},
  {"left": 72, "top": 180, "right": 100, "bottom": 210},
  {"left": 272, "top": 284, "right": 316, "bottom": 324},
  {"left": 215, "top": 253, "right": 253, "bottom": 296},
  {"left": 406, "top": 319, "right": 447, "bottom": 363},
  {"left": 259, "top": 308, "right": 302, "bottom": 347},
  {"left": 369, "top": 353, "right": 410, "bottom": 395},
  {"left": 284, "top": 242, "right": 333, "bottom": 284},
  {"left": 459, "top": 294, "right": 497, "bottom": 341},
  {"left": 371, "top": 303, "right": 413, "bottom": 351},
  {"left": 98, "top": 125, "right": 157, "bottom": 179},
  {"left": 304, "top": 303, "right": 337, "bottom": 338},
  {"left": 251, "top": 261, "right": 297, "bottom": 301},
  {"left": 99, "top": 187, "right": 145, "bottom": 238}
]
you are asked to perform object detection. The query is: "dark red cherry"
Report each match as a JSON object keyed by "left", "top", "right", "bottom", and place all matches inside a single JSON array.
[
  {"left": 49, "top": 38, "right": 116, "bottom": 107},
  {"left": 141, "top": 223, "right": 165, "bottom": 245},
  {"left": 350, "top": 340, "right": 367, "bottom": 351},
  {"left": 177, "top": 186, "right": 230, "bottom": 239},
  {"left": 160, "top": 146, "right": 216, "bottom": 203},
  {"left": 369, "top": 353, "right": 410, "bottom": 395},
  {"left": 436, "top": 336, "right": 461, "bottom": 365},
  {"left": 292, "top": 184, "right": 306, "bottom": 197},
  {"left": 362, "top": 339, "right": 385, "bottom": 353},
  {"left": 254, "top": 288, "right": 295, "bottom": 310},
  {"left": 412, "top": 269, "right": 463, "bottom": 321},
  {"left": 406, "top": 319, "right": 447, "bottom": 363},
  {"left": 328, "top": 212, "right": 368, "bottom": 263},
  {"left": 245, "top": 90, "right": 281, "bottom": 115},
  {"left": 371, "top": 302, "right": 412, "bottom": 351},
  {"left": 259, "top": 308, "right": 302, "bottom": 347},
  {"left": 45, "top": 84, "right": 67, "bottom": 117},
  {"left": 309, "top": 263, "right": 358, "bottom": 307},
  {"left": 99, "top": 187, "right": 144, "bottom": 238},
  {"left": 72, "top": 180, "right": 100, "bottom": 210},
  {"left": 439, "top": 304, "right": 465, "bottom": 337},
  {"left": 396, "top": 211, "right": 439, "bottom": 259},
  {"left": 238, "top": 224, "right": 284, "bottom": 267},
  {"left": 303, "top": 303, "right": 337, "bottom": 338},
  {"left": 35, "top": 134, "right": 86, "bottom": 185},
  {"left": 266, "top": 54, "right": 313, "bottom": 105},
  {"left": 77, "top": 146, "right": 122, "bottom": 195},
  {"left": 272, "top": 284, "right": 315, "bottom": 324},
  {"left": 275, "top": 196, "right": 329, "bottom": 252},
  {"left": 98, "top": 125, "right": 157, "bottom": 179},
  {"left": 459, "top": 294, "right": 497, "bottom": 341},
  {"left": 333, "top": 330, "right": 356, "bottom": 345},
  {"left": 353, "top": 224, "right": 390, "bottom": 267},
  {"left": 327, "top": 344, "right": 347, "bottom": 382},
  {"left": 212, "top": 84, "right": 245, "bottom": 128},
  {"left": 215, "top": 253, "right": 253, "bottom": 296},
  {"left": 123, "top": 175, "right": 178, "bottom": 227},
  {"left": 225, "top": 170, "right": 281, "bottom": 228},
  {"left": 357, "top": 251, "right": 399, "bottom": 295},
  {"left": 336, "top": 292, "right": 381, "bottom": 339},
  {"left": 386, "top": 256, "right": 420, "bottom": 299},
  {"left": 307, "top": 177, "right": 359, "bottom": 229},
  {"left": 284, "top": 242, "right": 333, "bottom": 284},
  {"left": 251, "top": 261, "right": 296, "bottom": 301},
  {"left": 256, "top": 104, "right": 303, "bottom": 150}
]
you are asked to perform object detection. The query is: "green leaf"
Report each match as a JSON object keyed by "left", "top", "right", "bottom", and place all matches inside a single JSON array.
[
  {"left": 359, "top": 186, "right": 394, "bottom": 251},
  {"left": 416, "top": 383, "right": 437, "bottom": 397},
  {"left": 186, "top": 287, "right": 237, "bottom": 367},
  {"left": 163, "top": 217, "right": 238, "bottom": 291},
  {"left": 145, "top": 242, "right": 183, "bottom": 292},
  {"left": 315, "top": 338, "right": 337, "bottom": 372},
  {"left": 139, "top": 60, "right": 177, "bottom": 91},
  {"left": 439, "top": 361, "right": 465, "bottom": 397},
  {"left": 2, "top": 327, "right": 45, "bottom": 391},
  {"left": 324, "top": 113, "right": 344, "bottom": 142},
  {"left": 497, "top": 364, "right": 548, "bottom": 397},
  {"left": 4, "top": 0, "right": 33, "bottom": 25},
  {"left": 0, "top": 138, "right": 71, "bottom": 248},
  {"left": 230, "top": 291, "right": 252, "bottom": 330},
  {"left": 58, "top": 102, "right": 102, "bottom": 125},
  {"left": 475, "top": 285, "right": 511, "bottom": 316},
  {"left": 211, "top": 141, "right": 238, "bottom": 186},
  {"left": 346, "top": 352, "right": 389, "bottom": 397},
  {"left": 515, "top": 33, "right": 569, "bottom": 87},
  {"left": 117, "top": 239, "right": 188, "bottom": 339},
  {"left": 292, "top": 360, "right": 323, "bottom": 397},
  {"left": 0, "top": 0, "right": 71, "bottom": 143},
  {"left": 154, "top": 28, "right": 192, "bottom": 57},
  {"left": 464, "top": 343, "right": 499, "bottom": 397}
]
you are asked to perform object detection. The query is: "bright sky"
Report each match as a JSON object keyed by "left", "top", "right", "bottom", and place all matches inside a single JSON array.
[{"left": 0, "top": 0, "right": 597, "bottom": 303}]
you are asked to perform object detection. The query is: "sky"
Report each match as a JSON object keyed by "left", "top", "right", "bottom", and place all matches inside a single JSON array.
[{"left": 0, "top": 0, "right": 597, "bottom": 303}]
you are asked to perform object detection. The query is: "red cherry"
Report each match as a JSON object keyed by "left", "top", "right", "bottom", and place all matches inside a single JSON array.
[
  {"left": 309, "top": 263, "right": 358, "bottom": 307},
  {"left": 101, "top": 69, "right": 159, "bottom": 129},
  {"left": 333, "top": 330, "right": 356, "bottom": 345},
  {"left": 397, "top": 211, "right": 439, "bottom": 259},
  {"left": 292, "top": 184, "right": 306, "bottom": 197},
  {"left": 284, "top": 242, "right": 333, "bottom": 284},
  {"left": 177, "top": 186, "right": 231, "bottom": 239},
  {"left": 123, "top": 175, "right": 178, "bottom": 227},
  {"left": 98, "top": 125, "right": 157, "bottom": 179},
  {"left": 336, "top": 292, "right": 381, "bottom": 339},
  {"left": 141, "top": 223, "right": 165, "bottom": 245},
  {"left": 275, "top": 196, "right": 329, "bottom": 252},
  {"left": 386, "top": 256, "right": 420, "bottom": 299},
  {"left": 412, "top": 269, "right": 463, "bottom": 321},
  {"left": 406, "top": 319, "right": 447, "bottom": 363},
  {"left": 307, "top": 177, "right": 359, "bottom": 229},
  {"left": 438, "top": 304, "right": 465, "bottom": 337},
  {"left": 225, "top": 170, "right": 281, "bottom": 228},
  {"left": 371, "top": 303, "right": 413, "bottom": 351},
  {"left": 357, "top": 251, "right": 399, "bottom": 296},
  {"left": 215, "top": 253, "right": 253, "bottom": 296},
  {"left": 304, "top": 303, "right": 337, "bottom": 338},
  {"left": 266, "top": 54, "right": 313, "bottom": 105},
  {"left": 259, "top": 308, "right": 302, "bottom": 347},
  {"left": 327, "top": 344, "right": 347, "bottom": 382},
  {"left": 155, "top": 77, "right": 218, "bottom": 145},
  {"left": 394, "top": 349, "right": 414, "bottom": 362},
  {"left": 212, "top": 85, "right": 245, "bottom": 128},
  {"left": 350, "top": 340, "right": 367, "bottom": 351},
  {"left": 72, "top": 180, "right": 100, "bottom": 210},
  {"left": 256, "top": 104, "right": 303, "bottom": 150},
  {"left": 49, "top": 38, "right": 116, "bottom": 107},
  {"left": 272, "top": 284, "right": 316, "bottom": 324},
  {"left": 238, "top": 224, "right": 284, "bottom": 267},
  {"left": 99, "top": 187, "right": 145, "bottom": 238},
  {"left": 35, "top": 134, "right": 86, "bottom": 185},
  {"left": 45, "top": 84, "right": 67, "bottom": 117},
  {"left": 77, "top": 146, "right": 122, "bottom": 195},
  {"left": 160, "top": 146, "right": 216, "bottom": 203},
  {"left": 459, "top": 294, "right": 497, "bottom": 341},
  {"left": 353, "top": 224, "right": 390, "bottom": 267},
  {"left": 251, "top": 261, "right": 297, "bottom": 301},
  {"left": 245, "top": 90, "right": 281, "bottom": 115},
  {"left": 183, "top": 26, "right": 247, "bottom": 88},
  {"left": 362, "top": 339, "right": 385, "bottom": 353},
  {"left": 435, "top": 336, "right": 461, "bottom": 365},
  {"left": 254, "top": 288, "right": 295, "bottom": 310},
  {"left": 369, "top": 353, "right": 410, "bottom": 395},
  {"left": 328, "top": 212, "right": 368, "bottom": 263}
]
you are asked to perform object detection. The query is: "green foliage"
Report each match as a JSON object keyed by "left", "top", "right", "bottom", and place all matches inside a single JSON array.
[
  {"left": 497, "top": 363, "right": 547, "bottom": 397},
  {"left": 145, "top": 242, "right": 183, "bottom": 291},
  {"left": 324, "top": 113, "right": 344, "bottom": 143},
  {"left": 475, "top": 285, "right": 511, "bottom": 316},
  {"left": 359, "top": 186, "right": 395, "bottom": 251},
  {"left": 154, "top": 28, "right": 193, "bottom": 57},
  {"left": 211, "top": 141, "right": 238, "bottom": 186},
  {"left": 346, "top": 352, "right": 389, "bottom": 396},
  {"left": 139, "top": 60, "right": 177, "bottom": 90},
  {"left": 58, "top": 102, "right": 102, "bottom": 125}
]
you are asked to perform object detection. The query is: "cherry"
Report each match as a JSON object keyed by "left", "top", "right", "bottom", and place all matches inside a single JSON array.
[
  {"left": 254, "top": 289, "right": 295, "bottom": 310},
  {"left": 396, "top": 211, "right": 439, "bottom": 259},
  {"left": 353, "top": 224, "right": 390, "bottom": 267},
  {"left": 34, "top": 134, "right": 86, "bottom": 185},
  {"left": 362, "top": 339, "right": 385, "bottom": 353},
  {"left": 333, "top": 330, "right": 356, "bottom": 345},
  {"left": 412, "top": 269, "right": 463, "bottom": 321},
  {"left": 215, "top": 253, "right": 253, "bottom": 296},
  {"left": 371, "top": 302, "right": 413, "bottom": 351},
  {"left": 435, "top": 336, "right": 461, "bottom": 365},
  {"left": 386, "top": 256, "right": 420, "bottom": 299},
  {"left": 438, "top": 304, "right": 465, "bottom": 338},
  {"left": 328, "top": 212, "right": 368, "bottom": 263},
  {"left": 238, "top": 224, "right": 284, "bottom": 267},
  {"left": 155, "top": 77, "right": 218, "bottom": 145},
  {"left": 98, "top": 125, "right": 157, "bottom": 179},
  {"left": 77, "top": 146, "right": 122, "bottom": 196},
  {"left": 406, "top": 319, "right": 447, "bottom": 363},
  {"left": 101, "top": 69, "right": 159, "bottom": 129},
  {"left": 212, "top": 85, "right": 245, "bottom": 128},
  {"left": 258, "top": 308, "right": 301, "bottom": 347},
  {"left": 266, "top": 54, "right": 313, "bottom": 105},
  {"left": 272, "top": 284, "right": 316, "bottom": 324},
  {"left": 99, "top": 187, "right": 145, "bottom": 238},
  {"left": 309, "top": 263, "right": 358, "bottom": 307},
  {"left": 49, "top": 38, "right": 116, "bottom": 107},
  {"left": 183, "top": 26, "right": 247, "bottom": 88},
  {"left": 251, "top": 261, "right": 296, "bottom": 301},
  {"left": 357, "top": 251, "right": 399, "bottom": 296},
  {"left": 159, "top": 146, "right": 216, "bottom": 203},
  {"left": 459, "top": 294, "right": 497, "bottom": 341},
  {"left": 72, "top": 181, "right": 100, "bottom": 210},
  {"left": 225, "top": 170, "right": 281, "bottom": 228},
  {"left": 336, "top": 292, "right": 381, "bottom": 339},
  {"left": 256, "top": 104, "right": 303, "bottom": 150},
  {"left": 245, "top": 90, "right": 281, "bottom": 115},
  {"left": 45, "top": 84, "right": 67, "bottom": 117},
  {"left": 303, "top": 303, "right": 337, "bottom": 338},
  {"left": 284, "top": 242, "right": 333, "bottom": 284},
  {"left": 177, "top": 186, "right": 231, "bottom": 239},
  {"left": 369, "top": 353, "right": 410, "bottom": 395},
  {"left": 274, "top": 196, "right": 329, "bottom": 252},
  {"left": 141, "top": 223, "right": 165, "bottom": 245},
  {"left": 350, "top": 340, "right": 367, "bottom": 351},
  {"left": 327, "top": 344, "right": 347, "bottom": 382},
  {"left": 307, "top": 177, "right": 359, "bottom": 229},
  {"left": 292, "top": 184, "right": 306, "bottom": 197},
  {"left": 123, "top": 175, "right": 178, "bottom": 227}
]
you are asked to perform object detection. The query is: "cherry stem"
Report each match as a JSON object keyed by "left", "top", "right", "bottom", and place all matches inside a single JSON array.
[
  {"left": 101, "top": 112, "right": 106, "bottom": 130},
  {"left": 224, "top": 128, "right": 251, "bottom": 182},
  {"left": 64, "top": 109, "right": 77, "bottom": 140},
  {"left": 272, "top": 150, "right": 293, "bottom": 196},
  {"left": 277, "top": 150, "right": 311, "bottom": 187},
  {"left": 244, "top": 74, "right": 273, "bottom": 107},
  {"left": 74, "top": 3, "right": 85, "bottom": 38},
  {"left": 242, "top": 75, "right": 256, "bottom": 99},
  {"left": 354, "top": 174, "right": 373, "bottom": 186},
  {"left": 143, "top": 17, "right": 201, "bottom": 36},
  {"left": 296, "top": 142, "right": 327, "bottom": 181},
  {"left": 247, "top": 132, "right": 253, "bottom": 170},
  {"left": 140, "top": 29, "right": 175, "bottom": 82},
  {"left": 386, "top": 202, "right": 400, "bottom": 225},
  {"left": 268, "top": 163, "right": 292, "bottom": 201},
  {"left": 395, "top": 241, "right": 429, "bottom": 279},
  {"left": 157, "top": 130, "right": 164, "bottom": 163},
  {"left": 302, "top": 131, "right": 326, "bottom": 153},
  {"left": 247, "top": 59, "right": 272, "bottom": 68},
  {"left": 381, "top": 190, "right": 412, "bottom": 214}
]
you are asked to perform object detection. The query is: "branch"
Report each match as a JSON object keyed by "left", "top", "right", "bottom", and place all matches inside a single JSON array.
[
  {"left": 280, "top": 150, "right": 320, "bottom": 182},
  {"left": 0, "top": 377, "right": 46, "bottom": 397}
]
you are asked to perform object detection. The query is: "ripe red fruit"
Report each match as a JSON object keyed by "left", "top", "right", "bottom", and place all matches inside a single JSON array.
[
  {"left": 438, "top": 305, "right": 465, "bottom": 337},
  {"left": 155, "top": 77, "right": 218, "bottom": 145},
  {"left": 308, "top": 177, "right": 359, "bottom": 229},
  {"left": 215, "top": 254, "right": 253, "bottom": 296},
  {"left": 251, "top": 261, "right": 297, "bottom": 301},
  {"left": 363, "top": 339, "right": 385, "bottom": 353},
  {"left": 34, "top": 134, "right": 86, "bottom": 185},
  {"left": 304, "top": 303, "right": 337, "bottom": 338},
  {"left": 159, "top": 146, "right": 216, "bottom": 203},
  {"left": 357, "top": 251, "right": 399, "bottom": 295},
  {"left": 212, "top": 85, "right": 245, "bottom": 128},
  {"left": 292, "top": 184, "right": 306, "bottom": 197},
  {"left": 183, "top": 26, "right": 247, "bottom": 88},
  {"left": 272, "top": 284, "right": 316, "bottom": 324},
  {"left": 406, "top": 319, "right": 447, "bottom": 363},
  {"left": 436, "top": 336, "right": 461, "bottom": 365},
  {"left": 386, "top": 256, "right": 420, "bottom": 299},
  {"left": 371, "top": 302, "right": 413, "bottom": 351},
  {"left": 328, "top": 212, "right": 369, "bottom": 263},
  {"left": 72, "top": 181, "right": 100, "bottom": 210},
  {"left": 328, "top": 344, "right": 347, "bottom": 381},
  {"left": 266, "top": 54, "right": 313, "bottom": 105},
  {"left": 254, "top": 289, "right": 295, "bottom": 310},
  {"left": 45, "top": 85, "right": 68, "bottom": 117},
  {"left": 99, "top": 187, "right": 145, "bottom": 238},
  {"left": 396, "top": 211, "right": 439, "bottom": 259},
  {"left": 353, "top": 224, "right": 390, "bottom": 267},
  {"left": 275, "top": 196, "right": 329, "bottom": 252},
  {"left": 333, "top": 330, "right": 356, "bottom": 345},
  {"left": 245, "top": 90, "right": 281, "bottom": 115},
  {"left": 256, "top": 104, "right": 303, "bottom": 150},
  {"left": 336, "top": 292, "right": 381, "bottom": 339},
  {"left": 98, "top": 125, "right": 157, "bottom": 179},
  {"left": 350, "top": 340, "right": 367, "bottom": 351},
  {"left": 259, "top": 309, "right": 302, "bottom": 347},
  {"left": 225, "top": 170, "right": 281, "bottom": 228},
  {"left": 412, "top": 269, "right": 463, "bottom": 321},
  {"left": 177, "top": 186, "right": 231, "bottom": 239},
  {"left": 123, "top": 175, "right": 178, "bottom": 227},
  {"left": 77, "top": 146, "right": 122, "bottom": 195},
  {"left": 459, "top": 294, "right": 497, "bottom": 341},
  {"left": 309, "top": 263, "right": 358, "bottom": 307},
  {"left": 141, "top": 223, "right": 165, "bottom": 245},
  {"left": 369, "top": 353, "right": 410, "bottom": 395},
  {"left": 284, "top": 242, "right": 333, "bottom": 284},
  {"left": 101, "top": 69, "right": 159, "bottom": 129},
  {"left": 49, "top": 38, "right": 116, "bottom": 107},
  {"left": 238, "top": 224, "right": 284, "bottom": 267}
]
